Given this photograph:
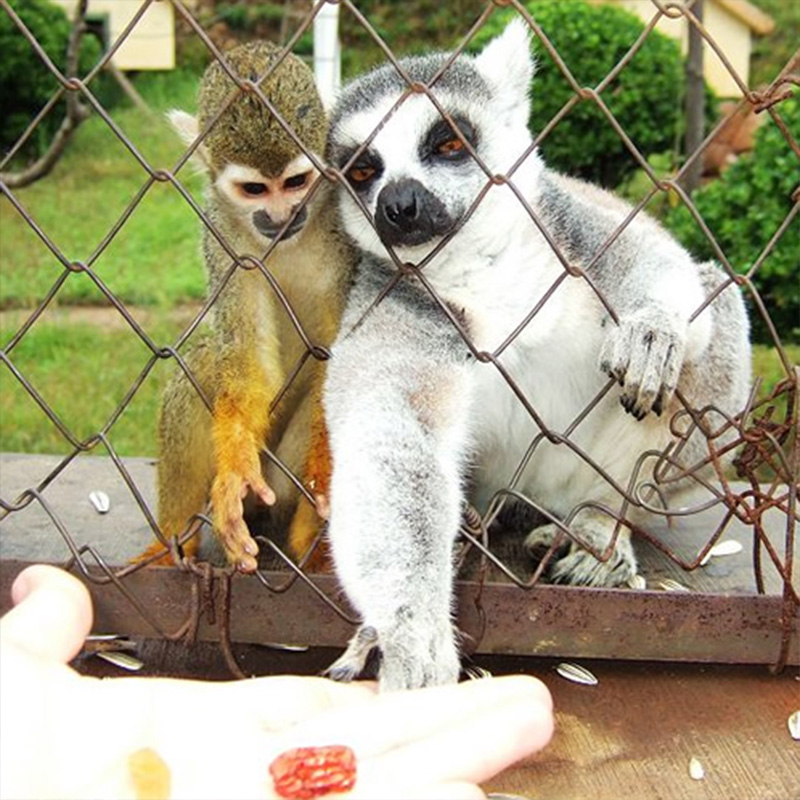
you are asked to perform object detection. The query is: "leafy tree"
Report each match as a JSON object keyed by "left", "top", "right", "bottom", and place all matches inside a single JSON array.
[
  {"left": 665, "top": 95, "right": 799, "bottom": 343},
  {"left": 0, "top": 0, "right": 100, "bottom": 163},
  {"left": 470, "top": 1, "right": 688, "bottom": 188}
]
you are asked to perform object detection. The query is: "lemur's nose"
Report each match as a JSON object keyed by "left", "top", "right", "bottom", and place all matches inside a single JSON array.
[
  {"left": 375, "top": 178, "right": 453, "bottom": 248},
  {"left": 383, "top": 181, "right": 419, "bottom": 226}
]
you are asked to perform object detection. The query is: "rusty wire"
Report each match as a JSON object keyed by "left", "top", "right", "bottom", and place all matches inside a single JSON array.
[{"left": 0, "top": 0, "right": 797, "bottom": 671}]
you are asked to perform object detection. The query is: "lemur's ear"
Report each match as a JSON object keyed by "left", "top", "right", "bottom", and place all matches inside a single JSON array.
[
  {"left": 474, "top": 18, "right": 535, "bottom": 129},
  {"left": 167, "top": 109, "right": 211, "bottom": 169}
]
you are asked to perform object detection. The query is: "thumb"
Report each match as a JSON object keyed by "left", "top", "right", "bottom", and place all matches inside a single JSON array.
[{"left": 2, "top": 565, "right": 93, "bottom": 663}]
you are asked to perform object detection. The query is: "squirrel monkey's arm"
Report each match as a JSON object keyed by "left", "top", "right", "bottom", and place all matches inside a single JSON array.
[{"left": 209, "top": 268, "right": 285, "bottom": 572}]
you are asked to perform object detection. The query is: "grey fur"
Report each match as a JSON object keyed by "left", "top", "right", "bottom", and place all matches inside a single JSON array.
[
  {"left": 323, "top": 21, "right": 751, "bottom": 690},
  {"left": 328, "top": 53, "right": 490, "bottom": 133}
]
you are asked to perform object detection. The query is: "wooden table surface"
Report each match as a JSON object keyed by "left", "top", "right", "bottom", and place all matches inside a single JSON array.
[{"left": 483, "top": 656, "right": 800, "bottom": 800}]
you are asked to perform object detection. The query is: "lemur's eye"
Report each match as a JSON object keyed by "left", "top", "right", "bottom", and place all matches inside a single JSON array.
[
  {"left": 284, "top": 172, "right": 310, "bottom": 190},
  {"left": 422, "top": 117, "right": 476, "bottom": 163},
  {"left": 436, "top": 137, "right": 464, "bottom": 156},
  {"left": 241, "top": 182, "right": 268, "bottom": 196},
  {"left": 348, "top": 165, "right": 376, "bottom": 184}
]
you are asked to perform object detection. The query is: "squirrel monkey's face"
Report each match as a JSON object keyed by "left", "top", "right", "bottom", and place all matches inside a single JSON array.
[
  {"left": 170, "top": 40, "right": 329, "bottom": 247},
  {"left": 215, "top": 154, "right": 319, "bottom": 243}
]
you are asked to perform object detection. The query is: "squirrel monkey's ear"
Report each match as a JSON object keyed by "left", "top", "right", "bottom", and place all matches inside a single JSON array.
[{"left": 167, "top": 109, "right": 211, "bottom": 169}]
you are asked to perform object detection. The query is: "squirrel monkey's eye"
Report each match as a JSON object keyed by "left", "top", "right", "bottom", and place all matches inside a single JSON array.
[
  {"left": 284, "top": 172, "right": 310, "bottom": 190},
  {"left": 436, "top": 137, "right": 464, "bottom": 156},
  {"left": 348, "top": 165, "right": 376, "bottom": 184},
  {"left": 241, "top": 182, "right": 268, "bottom": 196}
]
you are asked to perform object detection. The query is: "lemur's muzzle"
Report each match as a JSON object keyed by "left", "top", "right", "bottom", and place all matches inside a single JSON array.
[{"left": 375, "top": 178, "right": 454, "bottom": 248}]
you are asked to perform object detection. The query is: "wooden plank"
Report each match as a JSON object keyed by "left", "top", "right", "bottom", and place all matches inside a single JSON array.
[
  {"left": 482, "top": 658, "right": 800, "bottom": 800},
  {"left": 0, "top": 559, "right": 797, "bottom": 666},
  {"left": 1, "top": 454, "right": 797, "bottom": 665}
]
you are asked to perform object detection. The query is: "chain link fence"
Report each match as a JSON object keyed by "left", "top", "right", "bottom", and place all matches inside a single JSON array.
[{"left": 0, "top": 0, "right": 797, "bottom": 675}]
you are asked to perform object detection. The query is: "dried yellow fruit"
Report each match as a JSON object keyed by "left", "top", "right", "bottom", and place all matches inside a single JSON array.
[{"left": 129, "top": 747, "right": 171, "bottom": 800}]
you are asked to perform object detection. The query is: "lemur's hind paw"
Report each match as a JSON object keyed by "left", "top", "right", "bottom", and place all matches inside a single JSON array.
[
  {"left": 323, "top": 626, "right": 379, "bottom": 682},
  {"left": 599, "top": 308, "right": 686, "bottom": 419},
  {"left": 525, "top": 520, "right": 637, "bottom": 588},
  {"left": 548, "top": 544, "right": 637, "bottom": 587}
]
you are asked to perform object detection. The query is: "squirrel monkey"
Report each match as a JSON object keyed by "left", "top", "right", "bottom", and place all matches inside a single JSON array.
[{"left": 139, "top": 41, "right": 350, "bottom": 572}]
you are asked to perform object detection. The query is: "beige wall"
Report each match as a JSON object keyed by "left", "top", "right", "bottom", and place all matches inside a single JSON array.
[
  {"left": 598, "top": 0, "right": 753, "bottom": 96},
  {"left": 703, "top": 0, "right": 751, "bottom": 96},
  {"left": 51, "top": 1, "right": 175, "bottom": 70}
]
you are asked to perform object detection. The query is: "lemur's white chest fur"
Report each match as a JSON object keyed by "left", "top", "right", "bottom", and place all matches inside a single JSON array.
[{"left": 418, "top": 181, "right": 668, "bottom": 517}]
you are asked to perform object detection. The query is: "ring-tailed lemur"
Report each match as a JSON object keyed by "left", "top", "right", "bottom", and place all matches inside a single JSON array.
[{"left": 322, "top": 20, "right": 751, "bottom": 690}]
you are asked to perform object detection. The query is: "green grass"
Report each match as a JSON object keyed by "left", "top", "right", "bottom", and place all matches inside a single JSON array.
[
  {"left": 751, "top": 342, "right": 799, "bottom": 399},
  {"left": 0, "top": 69, "right": 207, "bottom": 310},
  {"left": 0, "top": 315, "right": 197, "bottom": 457},
  {"left": 2, "top": 310, "right": 795, "bottom": 458}
]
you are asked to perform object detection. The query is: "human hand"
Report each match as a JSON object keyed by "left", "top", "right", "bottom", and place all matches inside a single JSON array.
[{"left": 0, "top": 565, "right": 553, "bottom": 800}]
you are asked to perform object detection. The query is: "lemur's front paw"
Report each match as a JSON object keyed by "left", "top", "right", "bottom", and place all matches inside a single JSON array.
[
  {"left": 324, "top": 626, "right": 379, "bottom": 682},
  {"left": 379, "top": 619, "right": 461, "bottom": 691},
  {"left": 599, "top": 309, "right": 686, "bottom": 419},
  {"left": 325, "top": 621, "right": 460, "bottom": 691},
  {"left": 211, "top": 466, "right": 275, "bottom": 572},
  {"left": 525, "top": 520, "right": 637, "bottom": 587}
]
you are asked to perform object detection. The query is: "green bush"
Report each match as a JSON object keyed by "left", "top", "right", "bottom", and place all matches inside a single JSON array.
[
  {"left": 470, "top": 1, "right": 688, "bottom": 188},
  {"left": 0, "top": 0, "right": 102, "bottom": 162},
  {"left": 664, "top": 94, "right": 800, "bottom": 343}
]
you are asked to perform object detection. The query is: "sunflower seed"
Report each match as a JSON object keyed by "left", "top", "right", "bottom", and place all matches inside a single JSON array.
[
  {"left": 487, "top": 794, "right": 533, "bottom": 800},
  {"left": 709, "top": 539, "right": 743, "bottom": 558},
  {"left": 556, "top": 662, "right": 598, "bottom": 686},
  {"left": 85, "top": 633, "right": 125, "bottom": 641},
  {"left": 659, "top": 578, "right": 691, "bottom": 593},
  {"left": 626, "top": 574, "right": 647, "bottom": 590},
  {"left": 689, "top": 757, "right": 705, "bottom": 780},
  {"left": 464, "top": 665, "right": 493, "bottom": 680},
  {"left": 255, "top": 642, "right": 310, "bottom": 653},
  {"left": 789, "top": 711, "right": 800, "bottom": 740},
  {"left": 700, "top": 539, "right": 743, "bottom": 566},
  {"left": 82, "top": 638, "right": 137, "bottom": 655},
  {"left": 95, "top": 651, "right": 144, "bottom": 671},
  {"left": 89, "top": 490, "right": 110, "bottom": 514}
]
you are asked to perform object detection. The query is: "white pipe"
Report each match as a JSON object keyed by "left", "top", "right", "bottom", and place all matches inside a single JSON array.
[{"left": 313, "top": 3, "right": 341, "bottom": 111}]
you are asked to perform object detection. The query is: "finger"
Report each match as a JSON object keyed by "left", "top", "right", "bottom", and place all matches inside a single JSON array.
[
  {"left": 363, "top": 687, "right": 553, "bottom": 788},
  {"left": 314, "top": 493, "right": 331, "bottom": 520},
  {"left": 217, "top": 515, "right": 259, "bottom": 572},
  {"left": 2, "top": 565, "right": 93, "bottom": 663},
  {"left": 280, "top": 675, "right": 552, "bottom": 757},
  {"left": 224, "top": 675, "right": 378, "bottom": 732},
  {"left": 250, "top": 474, "right": 277, "bottom": 507}
]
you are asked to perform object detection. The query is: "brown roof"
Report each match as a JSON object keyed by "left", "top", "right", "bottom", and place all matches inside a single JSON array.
[{"left": 715, "top": 0, "right": 775, "bottom": 35}]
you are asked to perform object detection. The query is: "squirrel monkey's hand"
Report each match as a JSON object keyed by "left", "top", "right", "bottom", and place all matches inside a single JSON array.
[{"left": 210, "top": 443, "right": 275, "bottom": 572}]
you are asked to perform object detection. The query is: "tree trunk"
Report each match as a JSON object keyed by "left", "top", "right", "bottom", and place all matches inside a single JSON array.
[
  {"left": 683, "top": 0, "right": 706, "bottom": 194},
  {"left": 0, "top": 0, "right": 91, "bottom": 189}
]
